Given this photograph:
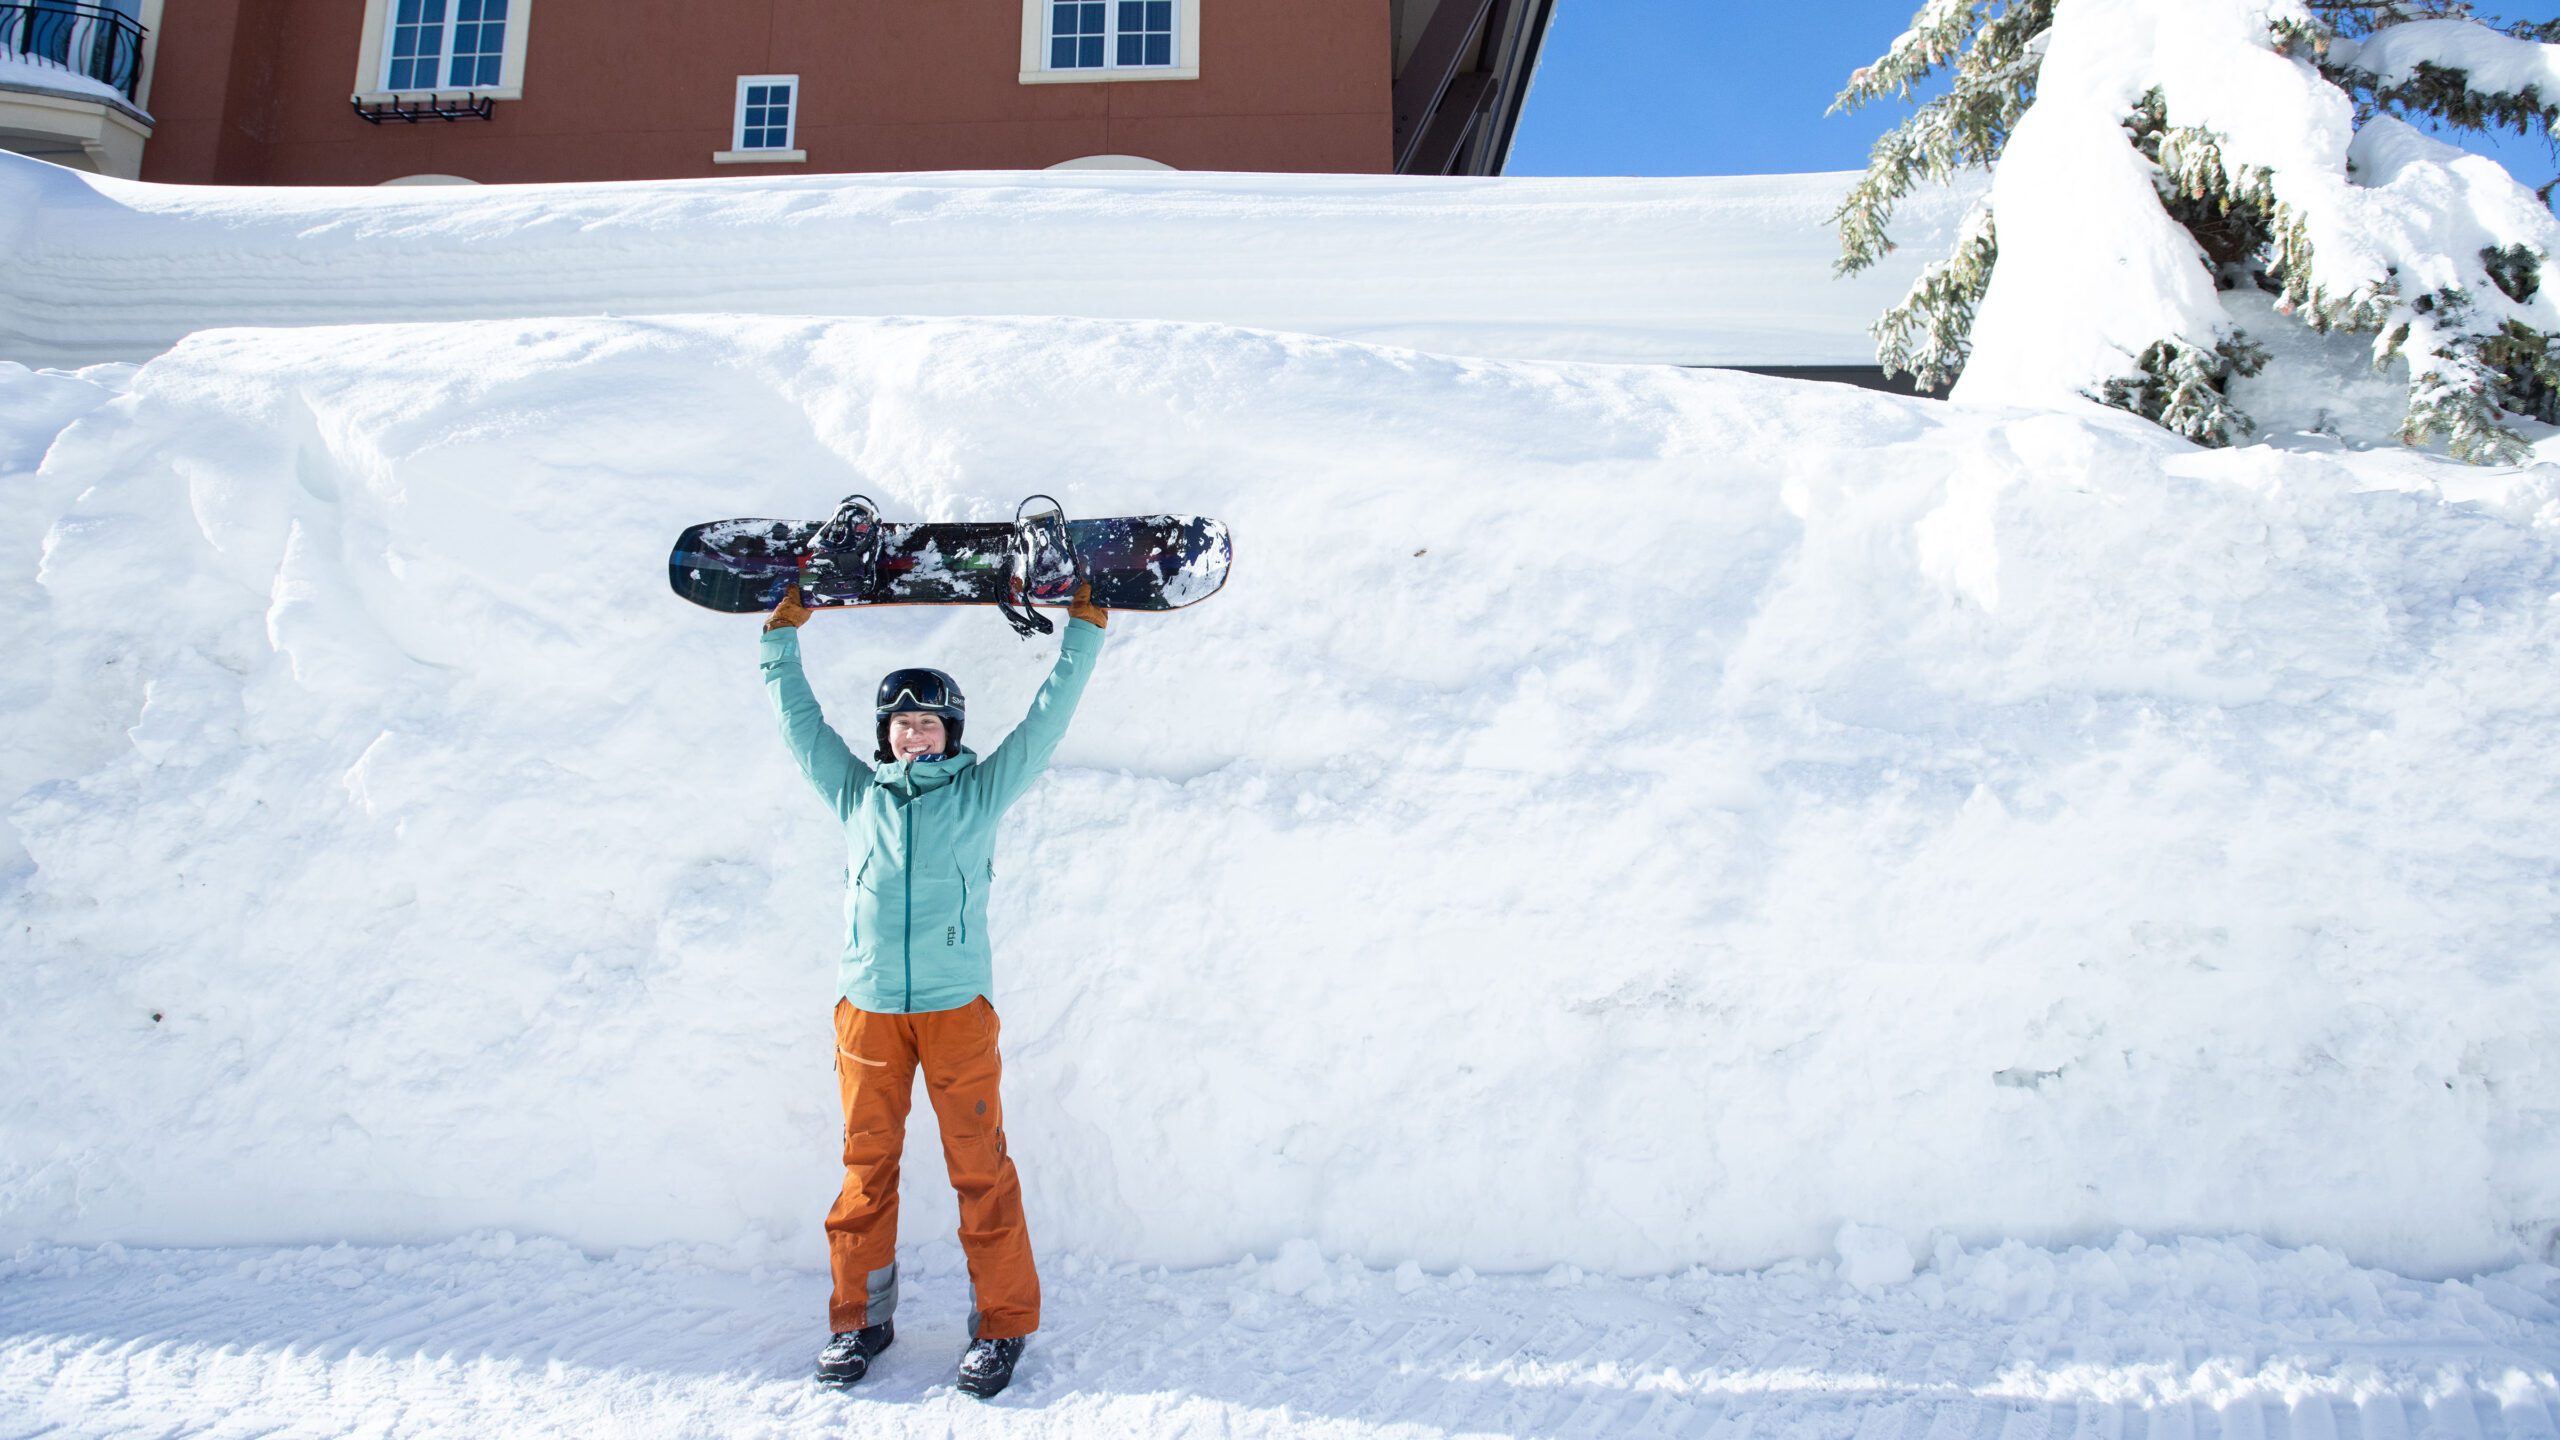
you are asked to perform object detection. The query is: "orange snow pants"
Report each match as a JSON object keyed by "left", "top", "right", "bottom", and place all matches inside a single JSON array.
[{"left": 827, "top": 996, "right": 1040, "bottom": 1340}]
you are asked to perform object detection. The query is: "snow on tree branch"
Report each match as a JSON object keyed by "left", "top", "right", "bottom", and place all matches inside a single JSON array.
[
  {"left": 2335, "top": 18, "right": 2560, "bottom": 104},
  {"left": 1838, "top": 0, "right": 2560, "bottom": 461}
]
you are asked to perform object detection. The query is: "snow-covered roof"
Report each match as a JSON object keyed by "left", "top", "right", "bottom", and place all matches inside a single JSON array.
[{"left": 0, "top": 151, "right": 1981, "bottom": 370}]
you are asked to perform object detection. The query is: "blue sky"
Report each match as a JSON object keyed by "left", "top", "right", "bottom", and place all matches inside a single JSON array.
[{"left": 1507, "top": 0, "right": 2560, "bottom": 190}]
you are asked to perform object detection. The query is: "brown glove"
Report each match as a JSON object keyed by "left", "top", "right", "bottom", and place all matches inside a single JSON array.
[
  {"left": 1069, "top": 581, "right": 1107, "bottom": 630},
  {"left": 764, "top": 583, "right": 813, "bottom": 632}
]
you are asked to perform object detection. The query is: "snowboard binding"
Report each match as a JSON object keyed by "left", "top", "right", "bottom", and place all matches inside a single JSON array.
[
  {"left": 996, "top": 493, "right": 1083, "bottom": 639},
  {"left": 798, "top": 494, "right": 882, "bottom": 606}
]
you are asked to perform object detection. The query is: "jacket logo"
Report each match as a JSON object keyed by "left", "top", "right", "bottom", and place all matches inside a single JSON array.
[{"left": 947, "top": 926, "right": 957, "bottom": 946}]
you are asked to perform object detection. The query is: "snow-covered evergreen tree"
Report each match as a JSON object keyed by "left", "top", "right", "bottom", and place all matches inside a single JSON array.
[{"left": 1834, "top": 0, "right": 2560, "bottom": 461}]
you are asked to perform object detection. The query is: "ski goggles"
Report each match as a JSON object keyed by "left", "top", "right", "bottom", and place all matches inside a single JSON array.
[{"left": 876, "top": 668, "right": 963, "bottom": 716}]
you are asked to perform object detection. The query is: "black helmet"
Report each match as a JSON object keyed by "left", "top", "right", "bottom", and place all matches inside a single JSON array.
[{"left": 874, "top": 667, "right": 965, "bottom": 761}]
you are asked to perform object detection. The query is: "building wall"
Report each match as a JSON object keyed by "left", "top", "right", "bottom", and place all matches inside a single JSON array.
[{"left": 139, "top": 0, "right": 1391, "bottom": 185}]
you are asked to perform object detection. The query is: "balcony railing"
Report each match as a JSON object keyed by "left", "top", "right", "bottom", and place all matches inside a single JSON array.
[{"left": 2, "top": 1, "right": 146, "bottom": 106}]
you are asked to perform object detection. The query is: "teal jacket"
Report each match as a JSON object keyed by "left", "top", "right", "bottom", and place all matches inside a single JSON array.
[{"left": 760, "top": 619, "right": 1106, "bottom": 1013}]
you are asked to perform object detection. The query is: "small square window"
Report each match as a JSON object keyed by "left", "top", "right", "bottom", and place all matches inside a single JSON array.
[{"left": 734, "top": 74, "right": 799, "bottom": 152}]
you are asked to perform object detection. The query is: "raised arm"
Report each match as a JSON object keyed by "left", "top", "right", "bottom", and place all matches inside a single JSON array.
[
  {"left": 759, "top": 586, "right": 866, "bottom": 816},
  {"left": 975, "top": 586, "right": 1108, "bottom": 811}
]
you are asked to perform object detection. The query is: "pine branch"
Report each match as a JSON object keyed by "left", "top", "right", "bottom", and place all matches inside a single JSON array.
[
  {"left": 1832, "top": 0, "right": 2054, "bottom": 277},
  {"left": 1872, "top": 205, "right": 1998, "bottom": 389}
]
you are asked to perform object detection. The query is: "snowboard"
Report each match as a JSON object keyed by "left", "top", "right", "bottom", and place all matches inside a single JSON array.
[{"left": 668, "top": 496, "right": 1231, "bottom": 628}]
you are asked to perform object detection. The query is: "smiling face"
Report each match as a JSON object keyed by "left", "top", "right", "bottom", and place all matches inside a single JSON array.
[{"left": 886, "top": 711, "right": 949, "bottom": 760}]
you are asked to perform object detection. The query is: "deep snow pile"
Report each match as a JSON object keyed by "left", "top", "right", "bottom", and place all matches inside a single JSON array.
[
  {"left": 5, "top": 314, "right": 2560, "bottom": 1282},
  {"left": 0, "top": 151, "right": 1979, "bottom": 370}
]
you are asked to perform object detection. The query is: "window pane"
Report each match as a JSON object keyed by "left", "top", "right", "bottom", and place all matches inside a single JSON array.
[
  {"left": 1117, "top": 33, "right": 1139, "bottom": 65},
  {"left": 387, "top": 0, "right": 447, "bottom": 93},
  {"left": 444, "top": 4, "right": 500, "bottom": 89},
  {"left": 1147, "top": 0, "right": 1169, "bottom": 27},
  {"left": 771, "top": 85, "right": 791, "bottom": 105},
  {"left": 1079, "top": 36, "right": 1102, "bottom": 66},
  {"left": 1081, "top": 3, "right": 1102, "bottom": 30},
  {"left": 484, "top": 0, "right": 507, "bottom": 19},
  {"left": 1119, "top": 0, "right": 1141, "bottom": 26},
  {"left": 1051, "top": 37, "right": 1076, "bottom": 66},
  {"left": 1052, "top": 1, "right": 1078, "bottom": 31},
  {"left": 1145, "top": 33, "right": 1169, "bottom": 64},
  {"left": 747, "top": 85, "right": 767, "bottom": 104}
]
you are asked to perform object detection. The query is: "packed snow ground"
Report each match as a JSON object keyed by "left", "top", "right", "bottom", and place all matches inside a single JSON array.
[
  {"left": 7, "top": 312, "right": 2560, "bottom": 1288},
  {"left": 5, "top": 1231, "right": 2555, "bottom": 1438},
  {"left": 0, "top": 151, "right": 1980, "bottom": 369}
]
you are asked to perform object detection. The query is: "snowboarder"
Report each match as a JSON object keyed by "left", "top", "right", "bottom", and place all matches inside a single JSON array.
[{"left": 759, "top": 579, "right": 1108, "bottom": 1399}]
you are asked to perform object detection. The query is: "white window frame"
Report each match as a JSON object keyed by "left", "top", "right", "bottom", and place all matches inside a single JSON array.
[
  {"left": 350, "top": 0, "right": 532, "bottom": 104},
  {"left": 714, "top": 74, "right": 806, "bottom": 164},
  {"left": 1020, "top": 0, "right": 1200, "bottom": 84}
]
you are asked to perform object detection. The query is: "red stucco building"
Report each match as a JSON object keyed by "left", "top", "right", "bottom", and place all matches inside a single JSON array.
[{"left": 0, "top": 0, "right": 1552, "bottom": 184}]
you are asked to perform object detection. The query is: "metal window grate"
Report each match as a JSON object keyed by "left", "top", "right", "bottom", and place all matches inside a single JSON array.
[{"left": 352, "top": 92, "right": 495, "bottom": 123}]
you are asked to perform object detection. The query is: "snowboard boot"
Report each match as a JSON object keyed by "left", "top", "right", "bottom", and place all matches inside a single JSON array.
[
  {"left": 955, "top": 1335, "right": 1027, "bottom": 1398},
  {"left": 815, "top": 1320, "right": 894, "bottom": 1386}
]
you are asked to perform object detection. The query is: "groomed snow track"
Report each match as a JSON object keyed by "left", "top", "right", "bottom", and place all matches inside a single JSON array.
[{"left": 4, "top": 1234, "right": 2556, "bottom": 1438}]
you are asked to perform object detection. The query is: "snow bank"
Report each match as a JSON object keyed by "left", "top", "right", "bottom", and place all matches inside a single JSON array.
[
  {"left": 5, "top": 315, "right": 2560, "bottom": 1280},
  {"left": 0, "top": 152, "right": 1980, "bottom": 370}
]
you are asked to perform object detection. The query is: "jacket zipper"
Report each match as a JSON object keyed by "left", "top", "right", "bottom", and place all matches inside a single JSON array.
[{"left": 902, "top": 790, "right": 914, "bottom": 1011}]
